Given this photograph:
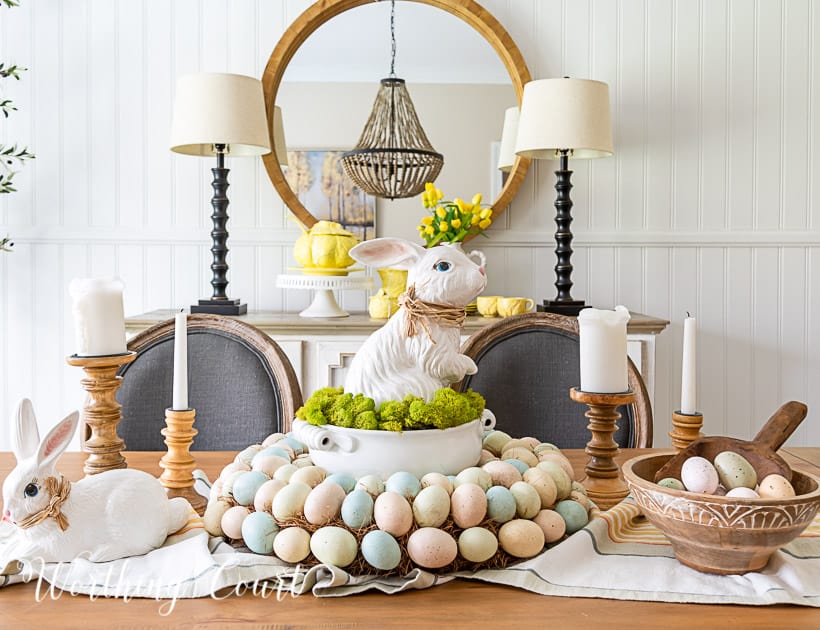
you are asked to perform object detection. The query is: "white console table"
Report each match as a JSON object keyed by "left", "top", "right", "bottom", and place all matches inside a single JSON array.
[{"left": 126, "top": 310, "right": 669, "bottom": 410}]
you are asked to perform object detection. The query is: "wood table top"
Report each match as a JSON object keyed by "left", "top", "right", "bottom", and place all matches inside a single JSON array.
[{"left": 1, "top": 447, "right": 818, "bottom": 629}]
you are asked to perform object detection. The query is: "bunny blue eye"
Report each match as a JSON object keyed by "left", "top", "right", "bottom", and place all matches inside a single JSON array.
[
  {"left": 23, "top": 483, "right": 38, "bottom": 498},
  {"left": 434, "top": 261, "right": 452, "bottom": 272}
]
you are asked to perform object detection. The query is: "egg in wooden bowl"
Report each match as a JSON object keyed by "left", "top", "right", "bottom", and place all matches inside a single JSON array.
[{"left": 622, "top": 453, "right": 820, "bottom": 575}]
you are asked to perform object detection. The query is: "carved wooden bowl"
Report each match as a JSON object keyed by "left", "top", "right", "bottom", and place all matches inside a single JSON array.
[{"left": 623, "top": 453, "right": 820, "bottom": 575}]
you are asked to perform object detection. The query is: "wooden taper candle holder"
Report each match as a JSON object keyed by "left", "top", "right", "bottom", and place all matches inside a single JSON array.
[
  {"left": 570, "top": 387, "right": 636, "bottom": 511},
  {"left": 669, "top": 410, "right": 704, "bottom": 451},
  {"left": 160, "top": 408, "right": 207, "bottom": 515},
  {"left": 67, "top": 351, "right": 136, "bottom": 476}
]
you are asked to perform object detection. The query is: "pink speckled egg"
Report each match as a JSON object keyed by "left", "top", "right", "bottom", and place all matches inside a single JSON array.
[
  {"left": 407, "top": 528, "right": 457, "bottom": 569},
  {"left": 482, "top": 460, "right": 523, "bottom": 488},
  {"left": 681, "top": 456, "right": 720, "bottom": 494},
  {"left": 220, "top": 505, "right": 251, "bottom": 540},
  {"left": 303, "top": 481, "right": 346, "bottom": 525},
  {"left": 374, "top": 491, "right": 414, "bottom": 537},
  {"left": 450, "top": 483, "right": 487, "bottom": 528}
]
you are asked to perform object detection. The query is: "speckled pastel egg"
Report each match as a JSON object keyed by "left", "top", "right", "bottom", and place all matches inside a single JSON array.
[
  {"left": 253, "top": 478, "right": 287, "bottom": 513},
  {"left": 356, "top": 474, "right": 385, "bottom": 498},
  {"left": 726, "top": 486, "right": 760, "bottom": 499},
  {"left": 681, "top": 456, "right": 720, "bottom": 494},
  {"left": 509, "top": 481, "right": 541, "bottom": 519},
  {"left": 341, "top": 489, "right": 374, "bottom": 529},
  {"left": 203, "top": 498, "right": 231, "bottom": 537},
  {"left": 535, "top": 461, "right": 572, "bottom": 500},
  {"left": 450, "top": 483, "right": 487, "bottom": 528},
  {"left": 292, "top": 454, "right": 317, "bottom": 470},
  {"left": 218, "top": 470, "right": 246, "bottom": 497},
  {"left": 555, "top": 499, "right": 589, "bottom": 534},
  {"left": 241, "top": 511, "right": 279, "bottom": 555},
  {"left": 385, "top": 471, "right": 421, "bottom": 499},
  {"left": 501, "top": 439, "right": 534, "bottom": 455},
  {"left": 251, "top": 455, "right": 291, "bottom": 477},
  {"left": 523, "top": 467, "right": 558, "bottom": 508},
  {"left": 289, "top": 466, "right": 327, "bottom": 488},
  {"left": 220, "top": 461, "right": 250, "bottom": 476},
  {"left": 235, "top": 445, "right": 263, "bottom": 467},
  {"left": 412, "top": 485, "right": 451, "bottom": 527},
  {"left": 457, "top": 527, "right": 498, "bottom": 562},
  {"left": 360, "top": 530, "right": 402, "bottom": 571},
  {"left": 481, "top": 460, "right": 523, "bottom": 488},
  {"left": 520, "top": 436, "right": 541, "bottom": 449},
  {"left": 485, "top": 485, "right": 517, "bottom": 523},
  {"left": 273, "top": 464, "right": 298, "bottom": 483},
  {"left": 324, "top": 473, "right": 356, "bottom": 494},
  {"left": 657, "top": 477, "right": 685, "bottom": 490},
  {"left": 374, "top": 491, "right": 414, "bottom": 536},
  {"left": 478, "top": 449, "right": 498, "bottom": 465},
  {"left": 420, "top": 472, "right": 454, "bottom": 495},
  {"left": 303, "top": 481, "right": 346, "bottom": 525},
  {"left": 568, "top": 490, "right": 591, "bottom": 511},
  {"left": 309, "top": 526, "right": 358, "bottom": 567},
  {"left": 232, "top": 471, "right": 271, "bottom": 506},
  {"left": 498, "top": 519, "right": 545, "bottom": 558},
  {"left": 757, "top": 474, "right": 796, "bottom": 498},
  {"left": 482, "top": 430, "right": 513, "bottom": 456},
  {"left": 220, "top": 505, "right": 251, "bottom": 540},
  {"left": 278, "top": 436, "right": 307, "bottom": 456},
  {"left": 536, "top": 452, "right": 575, "bottom": 480},
  {"left": 271, "top": 481, "right": 312, "bottom": 521},
  {"left": 252, "top": 446, "right": 292, "bottom": 464},
  {"left": 407, "top": 528, "right": 458, "bottom": 568},
  {"left": 272, "top": 526, "right": 311, "bottom": 563},
  {"left": 262, "top": 432, "right": 287, "bottom": 447},
  {"left": 455, "top": 467, "right": 492, "bottom": 491},
  {"left": 503, "top": 447, "right": 538, "bottom": 468},
  {"left": 714, "top": 451, "right": 758, "bottom": 490},
  {"left": 504, "top": 458, "right": 530, "bottom": 475},
  {"left": 533, "top": 509, "right": 567, "bottom": 543},
  {"left": 534, "top": 442, "right": 559, "bottom": 455}
]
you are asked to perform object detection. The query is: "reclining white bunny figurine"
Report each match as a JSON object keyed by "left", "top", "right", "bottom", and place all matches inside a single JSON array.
[
  {"left": 344, "top": 238, "right": 487, "bottom": 406},
  {"left": 1, "top": 399, "right": 192, "bottom": 563}
]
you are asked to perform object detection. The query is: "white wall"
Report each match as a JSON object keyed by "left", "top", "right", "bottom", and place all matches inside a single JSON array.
[{"left": 0, "top": 0, "right": 818, "bottom": 450}]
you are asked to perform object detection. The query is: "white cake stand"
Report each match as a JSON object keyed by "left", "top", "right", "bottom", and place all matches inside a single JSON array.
[{"left": 276, "top": 273, "right": 374, "bottom": 318}]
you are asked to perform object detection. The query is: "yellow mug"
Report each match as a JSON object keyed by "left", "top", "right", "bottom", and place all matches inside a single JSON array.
[
  {"left": 476, "top": 295, "right": 501, "bottom": 317},
  {"left": 497, "top": 297, "right": 535, "bottom": 317}
]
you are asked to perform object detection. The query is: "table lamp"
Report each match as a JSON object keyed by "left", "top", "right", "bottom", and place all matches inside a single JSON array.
[
  {"left": 515, "top": 77, "right": 613, "bottom": 316},
  {"left": 170, "top": 72, "right": 271, "bottom": 315}
]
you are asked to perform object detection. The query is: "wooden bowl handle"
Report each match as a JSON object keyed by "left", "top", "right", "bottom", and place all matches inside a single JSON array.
[{"left": 752, "top": 401, "right": 808, "bottom": 451}]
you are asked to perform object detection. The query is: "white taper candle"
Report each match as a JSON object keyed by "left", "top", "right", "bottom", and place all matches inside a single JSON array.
[
  {"left": 172, "top": 311, "right": 188, "bottom": 410},
  {"left": 680, "top": 315, "right": 697, "bottom": 414}
]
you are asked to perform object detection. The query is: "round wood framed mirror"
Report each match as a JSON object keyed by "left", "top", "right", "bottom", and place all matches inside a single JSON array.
[{"left": 261, "top": 0, "right": 531, "bottom": 238}]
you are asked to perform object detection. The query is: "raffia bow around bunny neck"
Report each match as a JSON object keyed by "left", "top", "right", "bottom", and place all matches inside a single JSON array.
[
  {"left": 398, "top": 284, "right": 466, "bottom": 343},
  {"left": 16, "top": 475, "right": 72, "bottom": 532}
]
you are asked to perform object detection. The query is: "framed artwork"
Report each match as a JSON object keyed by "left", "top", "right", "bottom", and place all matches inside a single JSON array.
[{"left": 285, "top": 149, "right": 376, "bottom": 241}]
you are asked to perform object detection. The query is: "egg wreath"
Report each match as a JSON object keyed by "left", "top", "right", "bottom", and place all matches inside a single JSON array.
[{"left": 203, "top": 429, "right": 594, "bottom": 575}]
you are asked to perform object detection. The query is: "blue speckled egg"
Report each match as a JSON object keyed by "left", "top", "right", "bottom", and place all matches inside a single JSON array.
[
  {"left": 241, "top": 511, "right": 279, "bottom": 554},
  {"left": 504, "top": 458, "right": 530, "bottom": 475},
  {"left": 385, "top": 471, "right": 421, "bottom": 499},
  {"left": 277, "top": 436, "right": 307, "bottom": 455},
  {"left": 360, "top": 530, "right": 401, "bottom": 571},
  {"left": 253, "top": 446, "right": 292, "bottom": 463},
  {"left": 325, "top": 473, "right": 356, "bottom": 494},
  {"left": 231, "top": 470, "right": 270, "bottom": 506},
  {"left": 341, "top": 488, "right": 374, "bottom": 528},
  {"left": 486, "top": 485, "right": 517, "bottom": 523},
  {"left": 554, "top": 499, "right": 589, "bottom": 534}
]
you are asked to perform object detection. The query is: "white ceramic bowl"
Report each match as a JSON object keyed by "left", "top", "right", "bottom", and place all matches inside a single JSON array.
[{"left": 291, "top": 410, "right": 495, "bottom": 479}]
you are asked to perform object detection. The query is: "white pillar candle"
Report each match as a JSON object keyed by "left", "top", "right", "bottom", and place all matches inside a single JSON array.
[
  {"left": 69, "top": 278, "right": 127, "bottom": 356},
  {"left": 577, "top": 305, "right": 630, "bottom": 393},
  {"left": 680, "top": 316, "right": 697, "bottom": 414},
  {"left": 173, "top": 311, "right": 188, "bottom": 410}
]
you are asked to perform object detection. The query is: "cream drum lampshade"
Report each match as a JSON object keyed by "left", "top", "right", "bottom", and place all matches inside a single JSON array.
[
  {"left": 515, "top": 78, "right": 613, "bottom": 160},
  {"left": 272, "top": 105, "right": 289, "bottom": 167},
  {"left": 169, "top": 72, "right": 271, "bottom": 157},
  {"left": 496, "top": 106, "right": 520, "bottom": 172}
]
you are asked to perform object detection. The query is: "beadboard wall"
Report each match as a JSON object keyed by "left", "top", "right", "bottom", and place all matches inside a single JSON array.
[{"left": 0, "top": 0, "right": 818, "bottom": 450}]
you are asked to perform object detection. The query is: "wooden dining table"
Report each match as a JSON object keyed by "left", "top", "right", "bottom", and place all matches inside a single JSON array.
[{"left": 2, "top": 447, "right": 819, "bottom": 629}]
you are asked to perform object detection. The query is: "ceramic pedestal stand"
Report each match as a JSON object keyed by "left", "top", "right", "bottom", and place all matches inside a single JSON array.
[
  {"left": 67, "top": 351, "right": 136, "bottom": 476},
  {"left": 160, "top": 408, "right": 207, "bottom": 515},
  {"left": 570, "top": 387, "right": 636, "bottom": 511},
  {"left": 669, "top": 410, "right": 704, "bottom": 451},
  {"left": 276, "top": 274, "right": 374, "bottom": 318}
]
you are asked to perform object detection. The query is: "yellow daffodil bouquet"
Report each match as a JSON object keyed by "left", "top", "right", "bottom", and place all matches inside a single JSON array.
[{"left": 417, "top": 182, "right": 493, "bottom": 247}]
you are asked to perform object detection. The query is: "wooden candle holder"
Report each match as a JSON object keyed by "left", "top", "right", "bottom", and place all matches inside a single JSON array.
[
  {"left": 669, "top": 410, "right": 704, "bottom": 451},
  {"left": 569, "top": 387, "right": 636, "bottom": 511},
  {"left": 67, "top": 351, "right": 136, "bottom": 476},
  {"left": 160, "top": 408, "right": 207, "bottom": 515}
]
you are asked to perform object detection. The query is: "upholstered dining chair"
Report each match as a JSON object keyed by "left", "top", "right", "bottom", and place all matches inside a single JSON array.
[
  {"left": 108, "top": 314, "right": 303, "bottom": 451},
  {"left": 454, "top": 312, "right": 652, "bottom": 448}
]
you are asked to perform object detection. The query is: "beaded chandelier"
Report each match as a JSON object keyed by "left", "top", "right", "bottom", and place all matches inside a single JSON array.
[{"left": 341, "top": 1, "right": 443, "bottom": 199}]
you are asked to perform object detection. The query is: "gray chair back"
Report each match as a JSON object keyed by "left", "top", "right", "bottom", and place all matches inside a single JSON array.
[
  {"left": 455, "top": 312, "right": 652, "bottom": 448},
  {"left": 115, "top": 314, "right": 302, "bottom": 451}
]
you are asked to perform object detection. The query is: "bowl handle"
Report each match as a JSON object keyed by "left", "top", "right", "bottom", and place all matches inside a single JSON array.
[
  {"left": 481, "top": 408, "right": 496, "bottom": 431},
  {"left": 291, "top": 419, "right": 356, "bottom": 452}
]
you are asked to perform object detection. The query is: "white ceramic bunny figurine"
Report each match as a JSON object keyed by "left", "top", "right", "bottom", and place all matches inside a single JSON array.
[
  {"left": 1, "top": 399, "right": 192, "bottom": 563},
  {"left": 344, "top": 238, "right": 487, "bottom": 406}
]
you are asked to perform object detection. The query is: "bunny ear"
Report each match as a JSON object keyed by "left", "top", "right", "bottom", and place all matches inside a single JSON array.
[
  {"left": 349, "top": 238, "right": 426, "bottom": 270},
  {"left": 35, "top": 411, "right": 79, "bottom": 471},
  {"left": 13, "top": 398, "right": 41, "bottom": 461}
]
